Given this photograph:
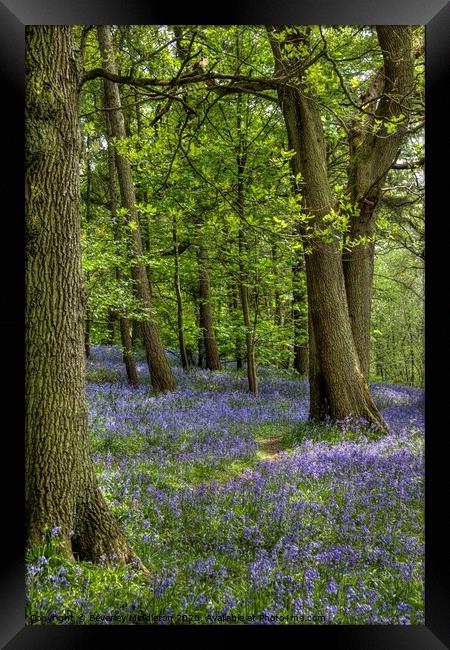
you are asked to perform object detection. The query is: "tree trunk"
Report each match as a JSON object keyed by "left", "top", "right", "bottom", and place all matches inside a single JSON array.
[
  {"left": 106, "top": 132, "right": 139, "bottom": 387},
  {"left": 97, "top": 25, "right": 175, "bottom": 393},
  {"left": 173, "top": 214, "right": 190, "bottom": 370},
  {"left": 83, "top": 136, "right": 92, "bottom": 358},
  {"left": 239, "top": 232, "right": 258, "bottom": 395},
  {"left": 292, "top": 251, "right": 308, "bottom": 375},
  {"left": 271, "top": 242, "right": 282, "bottom": 327},
  {"left": 197, "top": 244, "right": 221, "bottom": 370},
  {"left": 231, "top": 283, "right": 244, "bottom": 369},
  {"left": 131, "top": 320, "right": 141, "bottom": 349},
  {"left": 269, "top": 27, "right": 386, "bottom": 429},
  {"left": 25, "top": 26, "right": 139, "bottom": 564},
  {"left": 105, "top": 310, "right": 116, "bottom": 344},
  {"left": 235, "top": 117, "right": 258, "bottom": 394},
  {"left": 343, "top": 26, "right": 414, "bottom": 378},
  {"left": 85, "top": 313, "right": 91, "bottom": 358},
  {"left": 119, "top": 318, "right": 139, "bottom": 386}
]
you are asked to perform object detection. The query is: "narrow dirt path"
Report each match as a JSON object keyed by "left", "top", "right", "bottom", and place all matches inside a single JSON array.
[{"left": 257, "top": 436, "right": 283, "bottom": 458}]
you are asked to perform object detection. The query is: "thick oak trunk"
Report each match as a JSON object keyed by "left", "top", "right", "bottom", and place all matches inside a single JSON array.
[
  {"left": 25, "top": 26, "right": 139, "bottom": 564},
  {"left": 343, "top": 26, "right": 414, "bottom": 378},
  {"left": 269, "top": 27, "right": 386, "bottom": 429},
  {"left": 98, "top": 25, "right": 176, "bottom": 393}
]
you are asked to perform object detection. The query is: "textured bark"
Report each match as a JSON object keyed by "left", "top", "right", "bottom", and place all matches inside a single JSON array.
[
  {"left": 106, "top": 135, "right": 139, "bottom": 387},
  {"left": 231, "top": 284, "right": 244, "bottom": 369},
  {"left": 104, "top": 310, "right": 116, "bottom": 344},
  {"left": 119, "top": 319, "right": 139, "bottom": 386},
  {"left": 173, "top": 214, "right": 190, "bottom": 371},
  {"left": 98, "top": 25, "right": 175, "bottom": 392},
  {"left": 271, "top": 242, "right": 282, "bottom": 328},
  {"left": 269, "top": 27, "right": 386, "bottom": 428},
  {"left": 344, "top": 26, "right": 415, "bottom": 378},
  {"left": 236, "top": 130, "right": 258, "bottom": 394},
  {"left": 84, "top": 313, "right": 91, "bottom": 359},
  {"left": 197, "top": 244, "right": 221, "bottom": 370},
  {"left": 292, "top": 252, "right": 309, "bottom": 375},
  {"left": 239, "top": 232, "right": 258, "bottom": 395},
  {"left": 25, "top": 26, "right": 140, "bottom": 564},
  {"left": 83, "top": 137, "right": 92, "bottom": 358},
  {"left": 131, "top": 320, "right": 142, "bottom": 349}
]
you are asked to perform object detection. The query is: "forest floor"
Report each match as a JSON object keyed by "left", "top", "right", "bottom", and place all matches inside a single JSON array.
[{"left": 26, "top": 345, "right": 425, "bottom": 626}]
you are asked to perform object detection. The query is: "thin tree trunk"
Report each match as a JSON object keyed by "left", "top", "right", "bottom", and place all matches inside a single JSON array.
[
  {"left": 235, "top": 112, "right": 257, "bottom": 394},
  {"left": 85, "top": 314, "right": 91, "bottom": 358},
  {"left": 239, "top": 232, "right": 258, "bottom": 395},
  {"left": 292, "top": 251, "right": 309, "bottom": 375},
  {"left": 119, "top": 319, "right": 139, "bottom": 386},
  {"left": 173, "top": 214, "right": 190, "bottom": 370},
  {"left": 133, "top": 94, "right": 153, "bottom": 291},
  {"left": 106, "top": 133, "right": 139, "bottom": 387},
  {"left": 98, "top": 25, "right": 175, "bottom": 392},
  {"left": 231, "top": 283, "right": 244, "bottom": 369},
  {"left": 197, "top": 244, "right": 221, "bottom": 370},
  {"left": 271, "top": 241, "right": 282, "bottom": 327},
  {"left": 106, "top": 310, "right": 115, "bottom": 344},
  {"left": 25, "top": 25, "right": 140, "bottom": 565}
]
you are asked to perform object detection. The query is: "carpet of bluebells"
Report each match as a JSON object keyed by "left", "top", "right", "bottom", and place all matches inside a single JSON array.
[{"left": 26, "top": 345, "right": 424, "bottom": 625}]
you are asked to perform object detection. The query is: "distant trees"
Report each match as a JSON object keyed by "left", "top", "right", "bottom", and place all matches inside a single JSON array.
[{"left": 78, "top": 24, "right": 423, "bottom": 406}]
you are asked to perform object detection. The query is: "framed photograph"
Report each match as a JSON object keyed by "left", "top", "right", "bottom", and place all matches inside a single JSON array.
[{"left": 3, "top": 0, "right": 448, "bottom": 646}]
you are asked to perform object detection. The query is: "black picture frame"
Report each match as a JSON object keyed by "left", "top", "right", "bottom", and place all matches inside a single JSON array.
[{"left": 2, "top": 0, "right": 448, "bottom": 647}]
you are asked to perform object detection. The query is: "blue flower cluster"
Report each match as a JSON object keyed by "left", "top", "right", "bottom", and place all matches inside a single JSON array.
[{"left": 26, "top": 345, "right": 424, "bottom": 625}]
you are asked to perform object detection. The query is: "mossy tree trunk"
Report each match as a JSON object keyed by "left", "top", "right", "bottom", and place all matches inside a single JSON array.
[{"left": 25, "top": 25, "right": 140, "bottom": 564}]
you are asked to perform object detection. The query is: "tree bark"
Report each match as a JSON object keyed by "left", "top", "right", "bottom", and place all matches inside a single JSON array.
[
  {"left": 97, "top": 25, "right": 175, "bottom": 392},
  {"left": 292, "top": 251, "right": 309, "bottom": 375},
  {"left": 131, "top": 320, "right": 142, "bottom": 348},
  {"left": 271, "top": 242, "right": 282, "bottom": 328},
  {"left": 235, "top": 116, "right": 258, "bottom": 394},
  {"left": 231, "top": 283, "right": 244, "bottom": 369},
  {"left": 83, "top": 136, "right": 92, "bottom": 358},
  {"left": 84, "top": 314, "right": 91, "bottom": 358},
  {"left": 173, "top": 214, "right": 190, "bottom": 370},
  {"left": 106, "top": 132, "right": 139, "bottom": 387},
  {"left": 343, "top": 26, "right": 415, "bottom": 378},
  {"left": 239, "top": 232, "right": 258, "bottom": 395},
  {"left": 269, "top": 27, "right": 386, "bottom": 428},
  {"left": 197, "top": 244, "right": 221, "bottom": 370},
  {"left": 25, "top": 26, "right": 140, "bottom": 564}
]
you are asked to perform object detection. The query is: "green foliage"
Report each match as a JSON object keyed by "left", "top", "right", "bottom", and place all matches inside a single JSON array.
[{"left": 77, "top": 24, "right": 424, "bottom": 381}]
